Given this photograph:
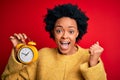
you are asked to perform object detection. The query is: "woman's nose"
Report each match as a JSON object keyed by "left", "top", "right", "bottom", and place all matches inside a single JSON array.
[{"left": 62, "top": 32, "right": 68, "bottom": 39}]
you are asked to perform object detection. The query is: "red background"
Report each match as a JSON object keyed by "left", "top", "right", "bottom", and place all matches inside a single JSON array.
[{"left": 0, "top": 0, "right": 120, "bottom": 80}]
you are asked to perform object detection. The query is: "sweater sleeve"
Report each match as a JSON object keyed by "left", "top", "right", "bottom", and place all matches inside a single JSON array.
[
  {"left": 1, "top": 49, "right": 37, "bottom": 80},
  {"left": 80, "top": 59, "right": 107, "bottom": 80}
]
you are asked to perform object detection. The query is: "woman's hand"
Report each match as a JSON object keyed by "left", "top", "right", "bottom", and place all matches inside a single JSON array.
[
  {"left": 9, "top": 33, "right": 27, "bottom": 50},
  {"left": 89, "top": 42, "right": 104, "bottom": 67}
]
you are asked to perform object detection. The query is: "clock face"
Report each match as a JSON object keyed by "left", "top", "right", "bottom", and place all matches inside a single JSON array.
[{"left": 19, "top": 47, "right": 34, "bottom": 63}]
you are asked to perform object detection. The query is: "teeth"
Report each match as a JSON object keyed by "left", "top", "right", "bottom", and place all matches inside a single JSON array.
[
  {"left": 60, "top": 43, "right": 69, "bottom": 50},
  {"left": 60, "top": 42, "right": 69, "bottom": 44},
  {"left": 62, "top": 43, "right": 68, "bottom": 45},
  {"left": 61, "top": 43, "right": 69, "bottom": 45}
]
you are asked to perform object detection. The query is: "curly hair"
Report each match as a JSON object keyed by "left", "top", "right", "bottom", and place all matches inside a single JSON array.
[{"left": 44, "top": 3, "right": 89, "bottom": 42}]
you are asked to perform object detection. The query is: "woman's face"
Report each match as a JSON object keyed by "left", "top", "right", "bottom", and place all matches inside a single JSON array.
[{"left": 54, "top": 17, "right": 79, "bottom": 55}]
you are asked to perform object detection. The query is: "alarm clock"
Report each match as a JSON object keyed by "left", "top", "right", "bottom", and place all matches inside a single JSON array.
[{"left": 16, "top": 41, "right": 38, "bottom": 64}]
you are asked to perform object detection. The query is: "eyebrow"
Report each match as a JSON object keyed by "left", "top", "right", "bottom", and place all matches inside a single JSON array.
[
  {"left": 68, "top": 26, "right": 76, "bottom": 28},
  {"left": 55, "top": 25, "right": 62, "bottom": 27},
  {"left": 55, "top": 25, "right": 76, "bottom": 29}
]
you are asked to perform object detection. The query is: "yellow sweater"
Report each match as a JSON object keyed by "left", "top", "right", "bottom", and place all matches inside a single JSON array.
[{"left": 1, "top": 45, "right": 107, "bottom": 80}]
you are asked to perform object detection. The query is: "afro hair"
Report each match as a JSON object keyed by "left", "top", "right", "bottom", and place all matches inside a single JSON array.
[{"left": 44, "top": 3, "right": 89, "bottom": 42}]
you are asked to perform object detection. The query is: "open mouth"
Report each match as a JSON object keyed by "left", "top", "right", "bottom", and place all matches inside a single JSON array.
[{"left": 60, "top": 41, "right": 70, "bottom": 50}]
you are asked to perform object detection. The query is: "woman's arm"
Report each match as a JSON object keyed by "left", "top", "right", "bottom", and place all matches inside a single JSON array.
[
  {"left": 80, "top": 59, "right": 107, "bottom": 80},
  {"left": 1, "top": 49, "right": 37, "bottom": 80}
]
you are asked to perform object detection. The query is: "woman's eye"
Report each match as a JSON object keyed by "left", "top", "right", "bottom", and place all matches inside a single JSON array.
[
  {"left": 56, "top": 29, "right": 62, "bottom": 33},
  {"left": 69, "top": 30, "right": 74, "bottom": 34}
]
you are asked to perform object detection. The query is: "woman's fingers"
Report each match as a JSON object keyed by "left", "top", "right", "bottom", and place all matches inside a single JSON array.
[
  {"left": 9, "top": 33, "right": 28, "bottom": 47},
  {"left": 89, "top": 41, "right": 104, "bottom": 66},
  {"left": 89, "top": 41, "right": 104, "bottom": 56},
  {"left": 14, "top": 33, "right": 21, "bottom": 40},
  {"left": 18, "top": 33, "right": 25, "bottom": 43},
  {"left": 22, "top": 33, "right": 27, "bottom": 39}
]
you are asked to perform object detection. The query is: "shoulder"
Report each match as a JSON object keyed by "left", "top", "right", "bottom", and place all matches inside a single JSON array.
[
  {"left": 77, "top": 45, "right": 89, "bottom": 54},
  {"left": 37, "top": 47, "right": 57, "bottom": 62},
  {"left": 38, "top": 47, "right": 56, "bottom": 53},
  {"left": 77, "top": 45, "right": 90, "bottom": 62},
  {"left": 38, "top": 47, "right": 57, "bottom": 56},
  {"left": 77, "top": 45, "right": 90, "bottom": 59}
]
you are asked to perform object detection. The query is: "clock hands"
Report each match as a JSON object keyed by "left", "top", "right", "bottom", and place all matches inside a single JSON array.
[
  {"left": 22, "top": 51, "right": 29, "bottom": 56},
  {"left": 25, "top": 52, "right": 29, "bottom": 56},
  {"left": 22, "top": 52, "right": 26, "bottom": 56}
]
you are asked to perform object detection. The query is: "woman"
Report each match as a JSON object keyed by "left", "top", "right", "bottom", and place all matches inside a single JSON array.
[{"left": 1, "top": 3, "right": 107, "bottom": 80}]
